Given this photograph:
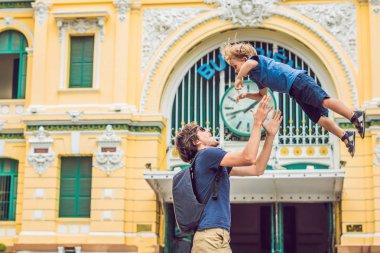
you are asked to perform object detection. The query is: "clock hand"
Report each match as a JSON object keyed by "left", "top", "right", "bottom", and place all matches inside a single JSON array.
[
  {"left": 243, "top": 101, "right": 260, "bottom": 113},
  {"left": 225, "top": 101, "right": 260, "bottom": 116},
  {"left": 226, "top": 108, "right": 247, "bottom": 116}
]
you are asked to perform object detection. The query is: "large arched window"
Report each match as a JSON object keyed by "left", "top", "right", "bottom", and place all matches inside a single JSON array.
[
  {"left": 0, "top": 158, "right": 18, "bottom": 221},
  {"left": 170, "top": 41, "right": 329, "bottom": 146},
  {"left": 0, "top": 30, "right": 28, "bottom": 99}
]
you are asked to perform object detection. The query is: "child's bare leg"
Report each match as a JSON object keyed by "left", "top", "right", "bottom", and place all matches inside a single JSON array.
[
  {"left": 322, "top": 98, "right": 354, "bottom": 120},
  {"left": 317, "top": 116, "right": 345, "bottom": 139}
]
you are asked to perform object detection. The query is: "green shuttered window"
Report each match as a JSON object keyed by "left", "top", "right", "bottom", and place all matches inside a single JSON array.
[
  {"left": 59, "top": 157, "right": 92, "bottom": 218},
  {"left": 0, "top": 30, "right": 28, "bottom": 99},
  {"left": 0, "top": 159, "right": 18, "bottom": 221},
  {"left": 69, "top": 36, "right": 94, "bottom": 88}
]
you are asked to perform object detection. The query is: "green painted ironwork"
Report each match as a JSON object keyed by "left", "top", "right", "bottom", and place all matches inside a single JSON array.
[
  {"left": 170, "top": 41, "right": 330, "bottom": 145},
  {"left": 0, "top": 30, "right": 28, "bottom": 99},
  {"left": 69, "top": 36, "right": 94, "bottom": 88},
  {"left": 59, "top": 157, "right": 92, "bottom": 218},
  {"left": 0, "top": 1, "right": 33, "bottom": 9},
  {"left": 0, "top": 159, "right": 18, "bottom": 221},
  {"left": 27, "top": 124, "right": 162, "bottom": 133},
  {"left": 0, "top": 133, "right": 24, "bottom": 139}
]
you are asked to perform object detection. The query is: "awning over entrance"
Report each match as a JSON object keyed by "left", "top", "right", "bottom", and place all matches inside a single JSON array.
[{"left": 144, "top": 170, "right": 345, "bottom": 203}]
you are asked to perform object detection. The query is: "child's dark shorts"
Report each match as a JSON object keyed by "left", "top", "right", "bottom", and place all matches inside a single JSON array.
[{"left": 289, "top": 73, "right": 330, "bottom": 123}]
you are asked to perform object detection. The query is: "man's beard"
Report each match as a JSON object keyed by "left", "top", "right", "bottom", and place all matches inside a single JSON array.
[{"left": 209, "top": 137, "right": 220, "bottom": 147}]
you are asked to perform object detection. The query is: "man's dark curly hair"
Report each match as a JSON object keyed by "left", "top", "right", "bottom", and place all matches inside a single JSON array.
[{"left": 175, "top": 122, "right": 200, "bottom": 163}]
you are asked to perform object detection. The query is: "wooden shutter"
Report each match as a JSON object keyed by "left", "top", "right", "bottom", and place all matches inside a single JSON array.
[
  {"left": 59, "top": 157, "right": 92, "bottom": 218},
  {"left": 69, "top": 36, "right": 94, "bottom": 88}
]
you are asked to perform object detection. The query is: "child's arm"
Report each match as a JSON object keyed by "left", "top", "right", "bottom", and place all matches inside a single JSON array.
[
  {"left": 235, "top": 59, "right": 258, "bottom": 90},
  {"left": 236, "top": 88, "right": 268, "bottom": 103}
]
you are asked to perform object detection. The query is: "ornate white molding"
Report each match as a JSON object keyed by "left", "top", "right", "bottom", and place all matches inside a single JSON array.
[
  {"left": 371, "top": 0, "right": 380, "bottom": 13},
  {"left": 139, "top": 7, "right": 358, "bottom": 112},
  {"left": 27, "top": 127, "right": 55, "bottom": 175},
  {"left": 4, "top": 16, "right": 13, "bottom": 26},
  {"left": 32, "top": 1, "right": 51, "bottom": 25},
  {"left": 375, "top": 134, "right": 380, "bottom": 165},
  {"left": 289, "top": 2, "right": 357, "bottom": 68},
  {"left": 141, "top": 8, "right": 208, "bottom": 74},
  {"left": 57, "top": 17, "right": 106, "bottom": 43},
  {"left": 66, "top": 111, "right": 83, "bottom": 122},
  {"left": 114, "top": 0, "right": 131, "bottom": 22},
  {"left": 95, "top": 125, "right": 124, "bottom": 175},
  {"left": 205, "top": 0, "right": 280, "bottom": 27}
]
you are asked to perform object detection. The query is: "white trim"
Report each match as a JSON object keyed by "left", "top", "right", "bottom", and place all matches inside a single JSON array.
[
  {"left": 145, "top": 169, "right": 345, "bottom": 203},
  {"left": 71, "top": 132, "right": 80, "bottom": 154},
  {"left": 0, "top": 9, "right": 33, "bottom": 13},
  {"left": 56, "top": 20, "right": 103, "bottom": 90},
  {"left": 341, "top": 233, "right": 379, "bottom": 238},
  {"left": 19, "top": 231, "right": 55, "bottom": 236},
  {"left": 0, "top": 16, "right": 34, "bottom": 46},
  {"left": 0, "top": 140, "right": 4, "bottom": 156}
]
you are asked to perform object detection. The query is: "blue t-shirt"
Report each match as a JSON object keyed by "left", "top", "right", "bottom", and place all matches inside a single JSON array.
[
  {"left": 248, "top": 55, "right": 305, "bottom": 94},
  {"left": 193, "top": 147, "right": 232, "bottom": 231}
]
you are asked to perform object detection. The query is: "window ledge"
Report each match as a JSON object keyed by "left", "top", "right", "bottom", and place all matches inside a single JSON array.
[
  {"left": 57, "top": 218, "right": 90, "bottom": 223},
  {"left": 58, "top": 88, "right": 100, "bottom": 93}
]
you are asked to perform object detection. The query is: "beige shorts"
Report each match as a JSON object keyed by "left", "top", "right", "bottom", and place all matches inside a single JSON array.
[{"left": 191, "top": 228, "right": 232, "bottom": 253}]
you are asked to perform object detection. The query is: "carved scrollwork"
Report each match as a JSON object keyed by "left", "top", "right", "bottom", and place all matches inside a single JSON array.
[
  {"left": 94, "top": 125, "right": 124, "bottom": 175},
  {"left": 27, "top": 127, "right": 55, "bottom": 175}
]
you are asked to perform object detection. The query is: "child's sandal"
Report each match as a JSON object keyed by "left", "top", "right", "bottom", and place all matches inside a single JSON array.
[
  {"left": 350, "top": 110, "right": 365, "bottom": 139},
  {"left": 341, "top": 130, "right": 355, "bottom": 158}
]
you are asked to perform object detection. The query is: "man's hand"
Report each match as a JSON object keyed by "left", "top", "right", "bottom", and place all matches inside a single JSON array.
[
  {"left": 235, "top": 77, "right": 243, "bottom": 90},
  {"left": 263, "top": 110, "right": 282, "bottom": 136},
  {"left": 252, "top": 95, "right": 272, "bottom": 125},
  {"left": 236, "top": 92, "right": 247, "bottom": 103}
]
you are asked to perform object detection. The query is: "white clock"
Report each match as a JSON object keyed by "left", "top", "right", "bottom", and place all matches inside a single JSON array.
[{"left": 220, "top": 81, "right": 276, "bottom": 137}]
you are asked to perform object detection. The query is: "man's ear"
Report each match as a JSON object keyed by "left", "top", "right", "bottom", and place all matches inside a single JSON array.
[{"left": 192, "top": 139, "right": 200, "bottom": 146}]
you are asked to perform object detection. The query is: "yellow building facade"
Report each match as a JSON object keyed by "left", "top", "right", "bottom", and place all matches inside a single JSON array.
[{"left": 0, "top": 0, "right": 379, "bottom": 252}]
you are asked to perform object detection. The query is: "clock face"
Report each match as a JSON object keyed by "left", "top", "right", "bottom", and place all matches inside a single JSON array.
[{"left": 220, "top": 81, "right": 276, "bottom": 137}]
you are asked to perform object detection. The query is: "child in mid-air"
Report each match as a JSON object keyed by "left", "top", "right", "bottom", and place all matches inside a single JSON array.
[{"left": 221, "top": 42, "right": 365, "bottom": 157}]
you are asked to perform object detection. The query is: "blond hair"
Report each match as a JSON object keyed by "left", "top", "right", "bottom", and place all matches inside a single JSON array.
[{"left": 220, "top": 41, "right": 257, "bottom": 63}]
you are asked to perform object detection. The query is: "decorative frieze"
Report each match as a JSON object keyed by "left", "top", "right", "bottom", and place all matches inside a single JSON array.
[
  {"left": 56, "top": 17, "right": 106, "bottom": 43},
  {"left": 27, "top": 127, "right": 55, "bottom": 175},
  {"left": 94, "top": 125, "right": 124, "bottom": 175},
  {"left": 32, "top": 1, "right": 51, "bottom": 25},
  {"left": 114, "top": 0, "right": 131, "bottom": 22},
  {"left": 205, "top": 0, "right": 280, "bottom": 27},
  {"left": 141, "top": 8, "right": 207, "bottom": 73},
  {"left": 288, "top": 2, "right": 357, "bottom": 67},
  {"left": 0, "top": 1, "right": 33, "bottom": 9}
]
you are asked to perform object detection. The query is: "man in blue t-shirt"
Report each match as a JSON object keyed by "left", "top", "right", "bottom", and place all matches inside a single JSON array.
[{"left": 175, "top": 96, "right": 282, "bottom": 253}]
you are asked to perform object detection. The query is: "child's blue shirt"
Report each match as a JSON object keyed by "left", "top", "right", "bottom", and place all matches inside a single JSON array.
[{"left": 248, "top": 55, "right": 305, "bottom": 94}]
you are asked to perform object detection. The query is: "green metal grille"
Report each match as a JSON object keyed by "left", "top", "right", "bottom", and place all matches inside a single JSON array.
[
  {"left": 170, "top": 41, "right": 329, "bottom": 145},
  {"left": 0, "top": 159, "right": 18, "bottom": 221}
]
